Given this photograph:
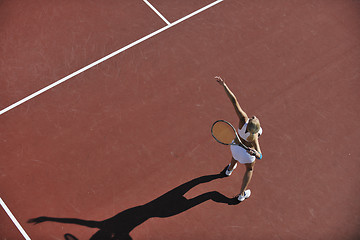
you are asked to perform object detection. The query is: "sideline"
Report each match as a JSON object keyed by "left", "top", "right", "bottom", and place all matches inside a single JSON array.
[{"left": 0, "top": 197, "right": 31, "bottom": 240}]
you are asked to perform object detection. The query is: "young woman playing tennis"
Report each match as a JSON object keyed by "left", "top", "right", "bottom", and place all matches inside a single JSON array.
[{"left": 215, "top": 76, "right": 263, "bottom": 202}]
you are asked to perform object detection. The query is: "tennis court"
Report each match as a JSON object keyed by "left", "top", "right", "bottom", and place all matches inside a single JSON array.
[{"left": 1, "top": 1, "right": 360, "bottom": 239}]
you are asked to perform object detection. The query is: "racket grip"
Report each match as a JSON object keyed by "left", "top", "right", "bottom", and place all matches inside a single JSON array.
[{"left": 241, "top": 144, "right": 250, "bottom": 151}]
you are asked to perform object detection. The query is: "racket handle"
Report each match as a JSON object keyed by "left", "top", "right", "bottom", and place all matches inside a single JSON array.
[
  {"left": 235, "top": 135, "right": 250, "bottom": 150},
  {"left": 239, "top": 142, "right": 250, "bottom": 151}
]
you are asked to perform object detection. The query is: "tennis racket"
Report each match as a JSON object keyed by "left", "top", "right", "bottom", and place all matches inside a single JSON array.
[{"left": 211, "top": 120, "right": 250, "bottom": 151}]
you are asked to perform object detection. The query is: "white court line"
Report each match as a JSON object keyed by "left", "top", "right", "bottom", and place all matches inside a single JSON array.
[
  {"left": 0, "top": 0, "right": 223, "bottom": 117},
  {"left": 0, "top": 198, "right": 31, "bottom": 240},
  {"left": 143, "top": 0, "right": 171, "bottom": 25}
]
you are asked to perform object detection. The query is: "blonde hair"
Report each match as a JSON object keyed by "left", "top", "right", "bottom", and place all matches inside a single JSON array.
[{"left": 248, "top": 118, "right": 261, "bottom": 134}]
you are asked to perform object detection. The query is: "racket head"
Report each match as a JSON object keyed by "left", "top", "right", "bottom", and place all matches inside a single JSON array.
[{"left": 211, "top": 120, "right": 237, "bottom": 145}]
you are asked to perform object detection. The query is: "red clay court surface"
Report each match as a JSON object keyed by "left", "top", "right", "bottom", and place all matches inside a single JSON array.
[{"left": 1, "top": 1, "right": 360, "bottom": 239}]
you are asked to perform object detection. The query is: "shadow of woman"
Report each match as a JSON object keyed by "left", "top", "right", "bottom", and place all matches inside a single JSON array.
[{"left": 28, "top": 167, "right": 240, "bottom": 240}]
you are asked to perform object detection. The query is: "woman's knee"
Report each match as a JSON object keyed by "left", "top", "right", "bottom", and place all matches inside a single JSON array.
[{"left": 245, "top": 162, "right": 255, "bottom": 171}]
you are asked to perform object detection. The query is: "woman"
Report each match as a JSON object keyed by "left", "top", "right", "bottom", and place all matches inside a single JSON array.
[{"left": 215, "top": 76, "right": 263, "bottom": 202}]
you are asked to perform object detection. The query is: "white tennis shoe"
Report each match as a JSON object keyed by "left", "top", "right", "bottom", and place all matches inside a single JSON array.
[
  {"left": 225, "top": 163, "right": 237, "bottom": 176},
  {"left": 237, "top": 189, "right": 251, "bottom": 202}
]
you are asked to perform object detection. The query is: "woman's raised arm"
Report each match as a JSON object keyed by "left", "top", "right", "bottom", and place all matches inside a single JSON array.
[{"left": 215, "top": 76, "right": 248, "bottom": 126}]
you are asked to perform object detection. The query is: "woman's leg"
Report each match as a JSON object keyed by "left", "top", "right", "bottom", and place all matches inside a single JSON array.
[
  {"left": 228, "top": 157, "right": 238, "bottom": 171},
  {"left": 239, "top": 161, "right": 255, "bottom": 196},
  {"left": 225, "top": 157, "right": 238, "bottom": 176}
]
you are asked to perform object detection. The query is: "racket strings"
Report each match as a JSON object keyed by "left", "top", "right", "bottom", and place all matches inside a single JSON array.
[{"left": 212, "top": 121, "right": 236, "bottom": 145}]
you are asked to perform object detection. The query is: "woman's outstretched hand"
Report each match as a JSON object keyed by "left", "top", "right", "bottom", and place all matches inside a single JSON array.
[
  {"left": 215, "top": 76, "right": 225, "bottom": 86},
  {"left": 27, "top": 217, "right": 48, "bottom": 224}
]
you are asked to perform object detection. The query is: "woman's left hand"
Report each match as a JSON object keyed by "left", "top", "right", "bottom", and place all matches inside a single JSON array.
[{"left": 247, "top": 149, "right": 257, "bottom": 156}]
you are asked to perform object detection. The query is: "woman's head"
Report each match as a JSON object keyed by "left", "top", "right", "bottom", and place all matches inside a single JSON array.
[{"left": 247, "top": 116, "right": 260, "bottom": 134}]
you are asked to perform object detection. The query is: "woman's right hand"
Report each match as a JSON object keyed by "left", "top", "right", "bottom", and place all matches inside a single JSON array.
[{"left": 215, "top": 76, "right": 225, "bottom": 86}]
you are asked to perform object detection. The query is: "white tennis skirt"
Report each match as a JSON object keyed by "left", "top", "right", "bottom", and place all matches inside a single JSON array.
[{"left": 230, "top": 145, "right": 255, "bottom": 164}]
